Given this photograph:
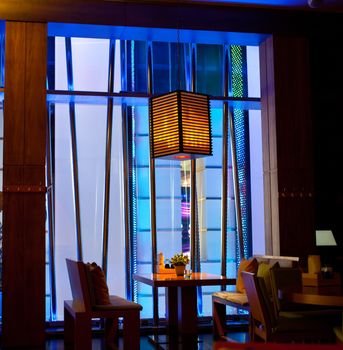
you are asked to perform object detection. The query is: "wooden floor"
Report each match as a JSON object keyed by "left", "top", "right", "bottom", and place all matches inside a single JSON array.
[{"left": 45, "top": 331, "right": 249, "bottom": 350}]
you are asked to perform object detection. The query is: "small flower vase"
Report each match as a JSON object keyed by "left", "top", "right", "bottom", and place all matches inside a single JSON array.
[{"left": 175, "top": 265, "right": 185, "bottom": 276}]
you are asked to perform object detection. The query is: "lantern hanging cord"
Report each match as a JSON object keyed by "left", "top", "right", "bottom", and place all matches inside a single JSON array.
[{"left": 177, "top": 2, "right": 181, "bottom": 91}]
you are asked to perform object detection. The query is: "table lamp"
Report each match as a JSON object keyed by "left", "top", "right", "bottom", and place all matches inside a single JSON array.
[
  {"left": 315, "top": 230, "right": 337, "bottom": 247},
  {"left": 315, "top": 230, "right": 337, "bottom": 276}
]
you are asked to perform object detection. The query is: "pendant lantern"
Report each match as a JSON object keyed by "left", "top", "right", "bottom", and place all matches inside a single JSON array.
[{"left": 149, "top": 90, "right": 212, "bottom": 160}]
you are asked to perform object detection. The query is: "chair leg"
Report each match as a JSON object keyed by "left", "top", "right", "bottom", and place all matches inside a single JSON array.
[
  {"left": 123, "top": 311, "right": 140, "bottom": 350},
  {"left": 74, "top": 314, "right": 92, "bottom": 350},
  {"left": 64, "top": 307, "right": 74, "bottom": 346},
  {"left": 249, "top": 316, "right": 254, "bottom": 342},
  {"left": 105, "top": 317, "right": 119, "bottom": 349},
  {"left": 212, "top": 300, "right": 227, "bottom": 337}
]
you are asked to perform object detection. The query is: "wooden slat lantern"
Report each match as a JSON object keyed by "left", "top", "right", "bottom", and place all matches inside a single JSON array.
[{"left": 149, "top": 90, "right": 212, "bottom": 160}]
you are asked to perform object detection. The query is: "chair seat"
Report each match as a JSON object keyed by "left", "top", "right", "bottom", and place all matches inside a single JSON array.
[
  {"left": 212, "top": 291, "right": 248, "bottom": 306},
  {"left": 93, "top": 296, "right": 143, "bottom": 311}
]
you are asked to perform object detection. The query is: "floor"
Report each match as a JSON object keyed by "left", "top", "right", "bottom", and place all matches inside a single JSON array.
[{"left": 45, "top": 330, "right": 249, "bottom": 350}]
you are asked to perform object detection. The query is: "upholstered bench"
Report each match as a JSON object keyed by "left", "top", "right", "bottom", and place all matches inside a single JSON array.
[{"left": 64, "top": 259, "right": 142, "bottom": 350}]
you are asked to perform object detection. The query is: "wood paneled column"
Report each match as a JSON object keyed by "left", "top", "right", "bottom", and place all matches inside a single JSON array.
[
  {"left": 260, "top": 35, "right": 315, "bottom": 262},
  {"left": 3, "top": 21, "right": 47, "bottom": 348}
]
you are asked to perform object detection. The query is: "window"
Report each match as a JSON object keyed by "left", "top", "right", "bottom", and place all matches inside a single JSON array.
[{"left": 45, "top": 24, "right": 263, "bottom": 322}]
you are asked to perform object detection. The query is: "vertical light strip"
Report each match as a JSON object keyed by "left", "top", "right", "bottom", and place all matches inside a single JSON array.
[
  {"left": 130, "top": 41, "right": 138, "bottom": 302},
  {"left": 47, "top": 102, "right": 57, "bottom": 318},
  {"left": 221, "top": 45, "right": 229, "bottom": 282},
  {"left": 229, "top": 112, "right": 244, "bottom": 260},
  {"left": 229, "top": 46, "right": 245, "bottom": 260},
  {"left": 122, "top": 102, "right": 132, "bottom": 300},
  {"left": 65, "top": 37, "right": 83, "bottom": 261},
  {"left": 121, "top": 40, "right": 134, "bottom": 301},
  {"left": 102, "top": 39, "right": 115, "bottom": 277},
  {"left": 147, "top": 41, "right": 159, "bottom": 327}
]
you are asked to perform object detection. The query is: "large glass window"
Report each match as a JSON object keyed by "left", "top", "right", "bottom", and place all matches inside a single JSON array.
[{"left": 45, "top": 26, "right": 263, "bottom": 322}]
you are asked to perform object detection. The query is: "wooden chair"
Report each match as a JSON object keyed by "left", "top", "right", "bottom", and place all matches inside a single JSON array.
[
  {"left": 64, "top": 259, "right": 142, "bottom": 350},
  {"left": 212, "top": 255, "right": 299, "bottom": 339},
  {"left": 212, "top": 290, "right": 250, "bottom": 339},
  {"left": 241, "top": 271, "right": 335, "bottom": 343}
]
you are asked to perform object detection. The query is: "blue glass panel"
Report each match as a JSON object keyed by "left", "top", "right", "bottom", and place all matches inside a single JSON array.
[
  {"left": 157, "top": 230, "right": 182, "bottom": 260},
  {"left": 228, "top": 198, "right": 237, "bottom": 228},
  {"left": 196, "top": 44, "right": 223, "bottom": 96},
  {"left": 137, "top": 198, "right": 151, "bottom": 230},
  {"left": 152, "top": 42, "right": 171, "bottom": 94},
  {"left": 54, "top": 103, "right": 78, "bottom": 320},
  {"left": 247, "top": 46, "right": 261, "bottom": 98},
  {"left": 205, "top": 199, "right": 221, "bottom": 228},
  {"left": 134, "top": 106, "right": 149, "bottom": 135},
  {"left": 211, "top": 107, "right": 223, "bottom": 136},
  {"left": 204, "top": 230, "right": 222, "bottom": 261},
  {"left": 107, "top": 106, "right": 127, "bottom": 298},
  {"left": 204, "top": 137, "right": 223, "bottom": 167},
  {"left": 137, "top": 168, "right": 150, "bottom": 198},
  {"left": 137, "top": 295, "right": 153, "bottom": 319},
  {"left": 152, "top": 42, "right": 186, "bottom": 94},
  {"left": 205, "top": 168, "right": 222, "bottom": 198},
  {"left": 126, "top": 41, "right": 147, "bottom": 93},
  {"left": 55, "top": 37, "right": 68, "bottom": 90},
  {"left": 75, "top": 104, "right": 107, "bottom": 264},
  {"left": 137, "top": 231, "right": 152, "bottom": 262},
  {"left": 228, "top": 168, "right": 235, "bottom": 198},
  {"left": 156, "top": 199, "right": 182, "bottom": 229},
  {"left": 0, "top": 292, "right": 2, "bottom": 321},
  {"left": 71, "top": 38, "right": 110, "bottom": 92},
  {"left": 136, "top": 136, "right": 150, "bottom": 166},
  {"left": 155, "top": 166, "right": 181, "bottom": 197}
]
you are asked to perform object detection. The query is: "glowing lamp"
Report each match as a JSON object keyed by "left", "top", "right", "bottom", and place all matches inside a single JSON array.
[
  {"left": 315, "top": 230, "right": 337, "bottom": 246},
  {"left": 149, "top": 90, "right": 212, "bottom": 160}
]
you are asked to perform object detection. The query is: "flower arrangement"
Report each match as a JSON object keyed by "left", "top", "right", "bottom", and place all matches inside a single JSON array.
[{"left": 170, "top": 253, "right": 190, "bottom": 266}]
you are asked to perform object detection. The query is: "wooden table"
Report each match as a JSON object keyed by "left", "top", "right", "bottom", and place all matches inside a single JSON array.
[
  {"left": 279, "top": 285, "right": 343, "bottom": 342},
  {"left": 133, "top": 272, "right": 235, "bottom": 335},
  {"left": 214, "top": 342, "right": 343, "bottom": 350},
  {"left": 279, "top": 285, "right": 343, "bottom": 307}
]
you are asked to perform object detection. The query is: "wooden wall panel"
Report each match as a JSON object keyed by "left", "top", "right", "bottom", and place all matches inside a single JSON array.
[
  {"left": 24, "top": 22, "right": 48, "bottom": 165},
  {"left": 260, "top": 35, "right": 315, "bottom": 263},
  {"left": 3, "top": 22, "right": 26, "bottom": 165},
  {"left": 2, "top": 21, "right": 47, "bottom": 348}
]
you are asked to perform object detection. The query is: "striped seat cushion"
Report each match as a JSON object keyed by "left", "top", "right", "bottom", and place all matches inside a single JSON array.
[{"left": 213, "top": 291, "right": 248, "bottom": 306}]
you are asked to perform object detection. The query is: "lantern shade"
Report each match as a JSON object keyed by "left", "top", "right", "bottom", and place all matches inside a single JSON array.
[{"left": 149, "top": 90, "right": 212, "bottom": 160}]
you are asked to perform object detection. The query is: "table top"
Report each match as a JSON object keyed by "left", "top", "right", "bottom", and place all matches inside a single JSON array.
[
  {"left": 133, "top": 272, "right": 235, "bottom": 287},
  {"left": 214, "top": 342, "right": 343, "bottom": 350},
  {"left": 279, "top": 285, "right": 343, "bottom": 307}
]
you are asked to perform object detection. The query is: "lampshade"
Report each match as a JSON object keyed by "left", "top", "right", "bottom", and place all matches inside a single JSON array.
[
  {"left": 315, "top": 230, "right": 337, "bottom": 246},
  {"left": 149, "top": 90, "right": 212, "bottom": 160}
]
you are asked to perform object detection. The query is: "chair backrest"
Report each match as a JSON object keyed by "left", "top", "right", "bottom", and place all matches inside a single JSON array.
[
  {"left": 66, "top": 258, "right": 92, "bottom": 311},
  {"left": 242, "top": 271, "right": 276, "bottom": 341},
  {"left": 269, "top": 265, "right": 302, "bottom": 314},
  {"left": 254, "top": 255, "right": 299, "bottom": 267}
]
